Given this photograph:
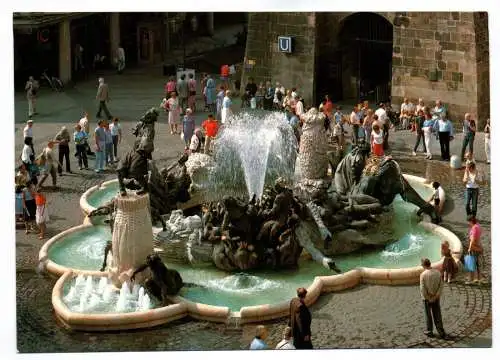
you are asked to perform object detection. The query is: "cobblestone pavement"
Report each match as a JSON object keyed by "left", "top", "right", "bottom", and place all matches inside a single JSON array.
[{"left": 14, "top": 73, "right": 492, "bottom": 352}]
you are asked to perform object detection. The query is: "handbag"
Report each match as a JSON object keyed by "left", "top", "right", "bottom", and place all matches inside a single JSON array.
[{"left": 464, "top": 254, "right": 477, "bottom": 272}]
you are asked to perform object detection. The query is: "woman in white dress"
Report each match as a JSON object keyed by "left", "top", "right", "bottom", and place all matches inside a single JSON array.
[
  {"left": 167, "top": 91, "right": 181, "bottom": 135},
  {"left": 221, "top": 90, "right": 233, "bottom": 125}
]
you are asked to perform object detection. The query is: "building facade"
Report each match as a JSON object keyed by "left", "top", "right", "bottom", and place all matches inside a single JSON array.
[{"left": 242, "top": 12, "right": 490, "bottom": 126}]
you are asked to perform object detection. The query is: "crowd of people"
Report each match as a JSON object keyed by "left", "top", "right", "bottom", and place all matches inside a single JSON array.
[{"left": 18, "top": 71, "right": 489, "bottom": 346}]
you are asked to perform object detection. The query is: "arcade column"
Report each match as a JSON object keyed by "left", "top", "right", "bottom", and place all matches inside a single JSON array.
[
  {"left": 110, "top": 13, "right": 121, "bottom": 61},
  {"left": 207, "top": 12, "right": 214, "bottom": 36},
  {"left": 58, "top": 19, "right": 71, "bottom": 84}
]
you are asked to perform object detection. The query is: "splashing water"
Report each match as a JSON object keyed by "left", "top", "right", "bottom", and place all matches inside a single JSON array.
[
  {"left": 380, "top": 233, "right": 426, "bottom": 264},
  {"left": 213, "top": 111, "right": 297, "bottom": 199},
  {"left": 206, "top": 273, "right": 283, "bottom": 294}
]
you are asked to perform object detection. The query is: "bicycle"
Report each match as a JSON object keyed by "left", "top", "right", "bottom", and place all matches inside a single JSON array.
[{"left": 41, "top": 69, "right": 64, "bottom": 92}]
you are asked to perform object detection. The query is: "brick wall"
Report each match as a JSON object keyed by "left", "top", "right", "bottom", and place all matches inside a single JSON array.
[
  {"left": 241, "top": 12, "right": 317, "bottom": 106},
  {"left": 391, "top": 12, "right": 480, "bottom": 123}
]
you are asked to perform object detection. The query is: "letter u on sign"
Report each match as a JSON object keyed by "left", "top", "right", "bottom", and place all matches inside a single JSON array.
[{"left": 278, "top": 36, "right": 292, "bottom": 53}]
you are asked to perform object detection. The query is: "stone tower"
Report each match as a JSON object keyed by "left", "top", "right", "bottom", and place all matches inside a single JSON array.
[{"left": 242, "top": 12, "right": 489, "bottom": 127}]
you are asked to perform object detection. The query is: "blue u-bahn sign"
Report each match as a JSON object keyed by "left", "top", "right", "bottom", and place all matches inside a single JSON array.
[{"left": 278, "top": 36, "right": 293, "bottom": 53}]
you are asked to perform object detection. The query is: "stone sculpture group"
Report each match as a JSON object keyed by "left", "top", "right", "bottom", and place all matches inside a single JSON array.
[{"left": 88, "top": 107, "right": 440, "bottom": 299}]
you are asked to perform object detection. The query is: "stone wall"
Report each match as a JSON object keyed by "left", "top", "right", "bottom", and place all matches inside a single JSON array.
[
  {"left": 391, "top": 12, "right": 481, "bottom": 123},
  {"left": 241, "top": 12, "right": 317, "bottom": 106},
  {"left": 473, "top": 12, "right": 490, "bottom": 128}
]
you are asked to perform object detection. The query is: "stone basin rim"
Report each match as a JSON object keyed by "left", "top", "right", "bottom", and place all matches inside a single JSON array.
[
  {"left": 79, "top": 174, "right": 436, "bottom": 215},
  {"left": 46, "top": 220, "right": 461, "bottom": 330}
]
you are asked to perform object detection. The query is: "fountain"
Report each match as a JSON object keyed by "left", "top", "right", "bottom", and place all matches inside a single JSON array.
[{"left": 42, "top": 109, "right": 462, "bottom": 331}]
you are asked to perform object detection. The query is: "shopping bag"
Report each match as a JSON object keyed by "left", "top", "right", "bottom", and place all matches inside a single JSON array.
[{"left": 463, "top": 254, "right": 477, "bottom": 272}]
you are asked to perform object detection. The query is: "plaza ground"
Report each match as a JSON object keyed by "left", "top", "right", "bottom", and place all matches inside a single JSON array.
[{"left": 14, "top": 71, "right": 491, "bottom": 351}]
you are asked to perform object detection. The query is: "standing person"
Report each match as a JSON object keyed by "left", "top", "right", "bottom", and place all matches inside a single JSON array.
[
  {"left": 463, "top": 161, "right": 482, "bottom": 218},
  {"left": 374, "top": 103, "right": 389, "bottom": 149},
  {"left": 35, "top": 189, "right": 50, "bottom": 240},
  {"left": 465, "top": 216, "right": 483, "bottom": 284},
  {"left": 432, "top": 99, "right": 446, "bottom": 119},
  {"left": 23, "top": 119, "right": 35, "bottom": 154},
  {"left": 371, "top": 123, "right": 385, "bottom": 157},
  {"left": 264, "top": 81, "right": 274, "bottom": 111},
  {"left": 363, "top": 109, "right": 374, "bottom": 143},
  {"left": 294, "top": 94, "right": 304, "bottom": 118},
  {"left": 220, "top": 64, "right": 230, "bottom": 90},
  {"left": 109, "top": 117, "right": 122, "bottom": 161},
  {"left": 15, "top": 185, "right": 28, "bottom": 232},
  {"left": 422, "top": 108, "right": 435, "bottom": 160},
  {"left": 435, "top": 115, "right": 454, "bottom": 161},
  {"left": 96, "top": 77, "right": 112, "bottom": 120},
  {"left": 256, "top": 82, "right": 265, "bottom": 109},
  {"left": 249, "top": 325, "right": 269, "bottom": 350},
  {"left": 73, "top": 124, "right": 89, "bottom": 170},
  {"left": 202, "top": 114, "right": 219, "bottom": 154},
  {"left": 116, "top": 44, "right": 126, "bottom": 74},
  {"left": 23, "top": 181, "right": 37, "bottom": 234},
  {"left": 94, "top": 120, "right": 106, "bottom": 173},
  {"left": 419, "top": 258, "right": 446, "bottom": 338},
  {"left": 176, "top": 74, "right": 189, "bottom": 115},
  {"left": 243, "top": 77, "right": 258, "bottom": 108},
  {"left": 36, "top": 141, "right": 59, "bottom": 189},
  {"left": 79, "top": 112, "right": 94, "bottom": 156},
  {"left": 104, "top": 122, "right": 114, "bottom": 165},
  {"left": 189, "top": 128, "right": 203, "bottom": 154},
  {"left": 167, "top": 91, "right": 181, "bottom": 135},
  {"left": 187, "top": 73, "right": 197, "bottom": 112},
  {"left": 221, "top": 90, "right": 233, "bottom": 125},
  {"left": 182, "top": 108, "right": 196, "bottom": 148},
  {"left": 200, "top": 73, "right": 208, "bottom": 111},
  {"left": 165, "top": 77, "right": 176, "bottom": 99},
  {"left": 54, "top": 126, "right": 72, "bottom": 175},
  {"left": 484, "top": 118, "right": 490, "bottom": 164},
  {"left": 25, "top": 76, "right": 39, "bottom": 118},
  {"left": 441, "top": 241, "right": 457, "bottom": 283},
  {"left": 399, "top": 97, "right": 411, "bottom": 130},
  {"left": 275, "top": 326, "right": 295, "bottom": 350},
  {"left": 412, "top": 109, "right": 427, "bottom": 156},
  {"left": 21, "top": 137, "right": 34, "bottom": 170},
  {"left": 350, "top": 105, "right": 361, "bottom": 146},
  {"left": 289, "top": 287, "right": 313, "bottom": 349},
  {"left": 460, "top": 113, "right": 476, "bottom": 161},
  {"left": 216, "top": 86, "right": 225, "bottom": 120},
  {"left": 273, "top": 82, "right": 284, "bottom": 111},
  {"left": 204, "top": 74, "right": 216, "bottom": 114}
]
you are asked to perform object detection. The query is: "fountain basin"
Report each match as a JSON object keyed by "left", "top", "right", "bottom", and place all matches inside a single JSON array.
[{"left": 50, "top": 221, "right": 461, "bottom": 330}]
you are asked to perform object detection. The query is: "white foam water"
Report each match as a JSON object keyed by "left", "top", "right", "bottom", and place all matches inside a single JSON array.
[
  {"left": 205, "top": 273, "right": 283, "bottom": 294},
  {"left": 63, "top": 277, "right": 154, "bottom": 314}
]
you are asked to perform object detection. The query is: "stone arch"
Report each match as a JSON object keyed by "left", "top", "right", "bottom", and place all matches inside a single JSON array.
[{"left": 315, "top": 12, "right": 394, "bottom": 103}]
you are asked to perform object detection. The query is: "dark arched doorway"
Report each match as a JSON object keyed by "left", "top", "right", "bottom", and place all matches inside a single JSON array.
[{"left": 316, "top": 12, "right": 393, "bottom": 104}]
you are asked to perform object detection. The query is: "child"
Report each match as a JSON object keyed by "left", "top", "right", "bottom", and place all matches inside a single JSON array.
[
  {"left": 35, "top": 189, "right": 49, "bottom": 240},
  {"left": 441, "top": 240, "right": 456, "bottom": 283},
  {"left": 182, "top": 108, "right": 195, "bottom": 148},
  {"left": 431, "top": 181, "right": 445, "bottom": 221},
  {"left": 104, "top": 122, "right": 114, "bottom": 165},
  {"left": 15, "top": 185, "right": 28, "bottom": 232},
  {"left": 23, "top": 181, "right": 37, "bottom": 233},
  {"left": 371, "top": 123, "right": 384, "bottom": 157},
  {"left": 202, "top": 114, "right": 219, "bottom": 154},
  {"left": 464, "top": 151, "right": 475, "bottom": 168}
]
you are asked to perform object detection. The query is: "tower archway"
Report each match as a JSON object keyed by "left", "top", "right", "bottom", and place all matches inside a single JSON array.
[{"left": 316, "top": 12, "right": 393, "bottom": 104}]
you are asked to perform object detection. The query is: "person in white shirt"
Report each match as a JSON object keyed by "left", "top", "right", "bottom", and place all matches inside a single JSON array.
[
  {"left": 294, "top": 94, "right": 304, "bottom": 118},
  {"left": 374, "top": 103, "right": 389, "bottom": 149},
  {"left": 21, "top": 138, "right": 34, "bottom": 166},
  {"left": 463, "top": 161, "right": 482, "bottom": 217},
  {"left": 189, "top": 128, "right": 203, "bottom": 153},
  {"left": 23, "top": 119, "right": 35, "bottom": 154},
  {"left": 116, "top": 44, "right": 125, "bottom": 74},
  {"left": 400, "top": 98, "right": 412, "bottom": 130},
  {"left": 275, "top": 326, "right": 296, "bottom": 350},
  {"left": 415, "top": 98, "right": 425, "bottom": 115},
  {"left": 109, "top": 117, "right": 122, "bottom": 161}
]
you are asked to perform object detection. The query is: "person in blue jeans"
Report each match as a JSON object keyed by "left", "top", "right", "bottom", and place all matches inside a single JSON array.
[
  {"left": 94, "top": 120, "right": 106, "bottom": 173},
  {"left": 460, "top": 113, "right": 476, "bottom": 161},
  {"left": 463, "top": 161, "right": 482, "bottom": 218}
]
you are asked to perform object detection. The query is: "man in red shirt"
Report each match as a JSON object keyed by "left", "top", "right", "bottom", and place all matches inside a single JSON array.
[{"left": 202, "top": 114, "right": 219, "bottom": 154}]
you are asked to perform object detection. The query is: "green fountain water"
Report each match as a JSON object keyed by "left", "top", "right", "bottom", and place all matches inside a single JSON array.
[{"left": 54, "top": 182, "right": 439, "bottom": 311}]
